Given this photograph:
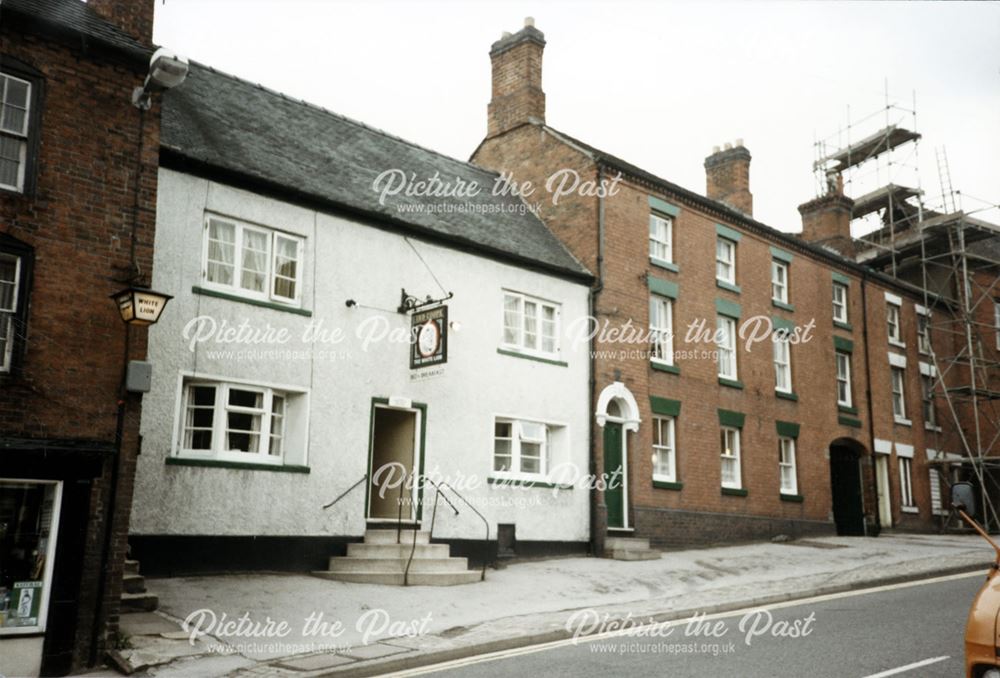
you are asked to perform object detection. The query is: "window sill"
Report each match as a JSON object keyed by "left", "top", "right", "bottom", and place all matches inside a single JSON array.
[
  {"left": 780, "top": 493, "right": 804, "bottom": 503},
  {"left": 838, "top": 404, "right": 858, "bottom": 415},
  {"left": 192, "top": 286, "right": 312, "bottom": 317},
  {"left": 651, "top": 361, "right": 680, "bottom": 375},
  {"left": 716, "top": 280, "right": 741, "bottom": 295},
  {"left": 772, "top": 300, "right": 795, "bottom": 313},
  {"left": 834, "top": 320, "right": 853, "bottom": 331},
  {"left": 166, "top": 457, "right": 310, "bottom": 473},
  {"left": 838, "top": 415, "right": 862, "bottom": 428},
  {"left": 901, "top": 506, "right": 919, "bottom": 514},
  {"left": 496, "top": 348, "right": 568, "bottom": 367},
  {"left": 487, "top": 476, "right": 572, "bottom": 490},
  {"left": 925, "top": 424, "right": 942, "bottom": 432},
  {"left": 888, "top": 339, "right": 907, "bottom": 350},
  {"left": 652, "top": 479, "right": 683, "bottom": 491},
  {"left": 718, "top": 377, "right": 744, "bottom": 390},
  {"left": 721, "top": 487, "right": 748, "bottom": 497},
  {"left": 650, "top": 257, "right": 679, "bottom": 273},
  {"left": 894, "top": 417, "right": 912, "bottom": 427},
  {"left": 775, "top": 390, "right": 798, "bottom": 402}
]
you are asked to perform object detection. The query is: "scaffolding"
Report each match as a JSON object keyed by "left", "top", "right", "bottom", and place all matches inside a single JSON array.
[{"left": 813, "top": 89, "right": 1000, "bottom": 531}]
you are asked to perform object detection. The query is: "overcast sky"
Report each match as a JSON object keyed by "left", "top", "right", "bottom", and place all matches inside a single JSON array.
[{"left": 153, "top": 1, "right": 1000, "bottom": 233}]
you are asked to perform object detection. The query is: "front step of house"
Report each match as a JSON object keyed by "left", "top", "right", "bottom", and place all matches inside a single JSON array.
[
  {"left": 120, "top": 559, "right": 159, "bottom": 613},
  {"left": 312, "top": 529, "right": 481, "bottom": 586},
  {"left": 604, "top": 536, "right": 661, "bottom": 561}
]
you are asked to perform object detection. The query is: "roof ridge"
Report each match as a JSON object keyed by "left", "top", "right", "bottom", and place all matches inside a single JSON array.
[{"left": 188, "top": 60, "right": 503, "bottom": 181}]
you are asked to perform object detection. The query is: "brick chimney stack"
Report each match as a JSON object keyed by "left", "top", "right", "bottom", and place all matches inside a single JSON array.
[
  {"left": 798, "top": 171, "right": 856, "bottom": 256},
  {"left": 86, "top": 0, "right": 155, "bottom": 44},
  {"left": 704, "top": 140, "right": 753, "bottom": 216},
  {"left": 487, "top": 17, "right": 546, "bottom": 138}
]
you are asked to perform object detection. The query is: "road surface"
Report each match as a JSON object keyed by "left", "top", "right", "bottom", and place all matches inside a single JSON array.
[{"left": 402, "top": 572, "right": 986, "bottom": 678}]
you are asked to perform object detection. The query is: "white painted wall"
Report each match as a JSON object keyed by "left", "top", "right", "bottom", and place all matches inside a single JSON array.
[{"left": 132, "top": 169, "right": 591, "bottom": 543}]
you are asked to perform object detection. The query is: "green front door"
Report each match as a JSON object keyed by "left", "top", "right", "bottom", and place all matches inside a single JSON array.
[{"left": 604, "top": 422, "right": 625, "bottom": 529}]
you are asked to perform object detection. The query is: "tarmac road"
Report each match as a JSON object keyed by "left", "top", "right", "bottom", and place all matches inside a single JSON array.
[{"left": 407, "top": 572, "right": 986, "bottom": 678}]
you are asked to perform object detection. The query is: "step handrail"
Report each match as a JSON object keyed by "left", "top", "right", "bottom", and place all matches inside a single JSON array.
[
  {"left": 404, "top": 477, "right": 458, "bottom": 585},
  {"left": 322, "top": 475, "right": 366, "bottom": 510},
  {"left": 439, "top": 481, "right": 490, "bottom": 582}
]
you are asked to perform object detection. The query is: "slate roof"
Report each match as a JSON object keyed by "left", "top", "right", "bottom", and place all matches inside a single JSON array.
[
  {"left": 534, "top": 124, "right": 932, "bottom": 294},
  {"left": 160, "top": 63, "right": 591, "bottom": 281},
  {"left": 1, "top": 0, "right": 150, "bottom": 62}
]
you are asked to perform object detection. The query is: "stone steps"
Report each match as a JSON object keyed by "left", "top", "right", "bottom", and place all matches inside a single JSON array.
[
  {"left": 120, "top": 591, "right": 159, "bottom": 613},
  {"left": 364, "top": 529, "right": 431, "bottom": 545},
  {"left": 120, "top": 559, "right": 159, "bottom": 613},
  {"left": 347, "top": 542, "right": 451, "bottom": 559},
  {"left": 312, "top": 570, "right": 482, "bottom": 586},
  {"left": 313, "top": 530, "right": 480, "bottom": 586},
  {"left": 326, "top": 556, "right": 469, "bottom": 573},
  {"left": 604, "top": 535, "right": 661, "bottom": 561}
]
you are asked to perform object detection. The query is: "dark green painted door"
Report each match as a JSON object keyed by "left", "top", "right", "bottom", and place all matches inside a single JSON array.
[
  {"left": 830, "top": 447, "right": 865, "bottom": 536},
  {"left": 604, "top": 422, "right": 625, "bottom": 529}
]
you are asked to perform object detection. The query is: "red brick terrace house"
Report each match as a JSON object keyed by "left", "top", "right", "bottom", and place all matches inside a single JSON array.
[
  {"left": 0, "top": 1, "right": 160, "bottom": 675},
  {"left": 472, "top": 20, "right": 962, "bottom": 554}
]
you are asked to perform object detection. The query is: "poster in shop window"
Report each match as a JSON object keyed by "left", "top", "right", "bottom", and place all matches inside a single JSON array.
[{"left": 3, "top": 581, "right": 43, "bottom": 628}]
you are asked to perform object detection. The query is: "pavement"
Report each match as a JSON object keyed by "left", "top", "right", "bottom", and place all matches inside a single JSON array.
[{"left": 82, "top": 533, "right": 996, "bottom": 678}]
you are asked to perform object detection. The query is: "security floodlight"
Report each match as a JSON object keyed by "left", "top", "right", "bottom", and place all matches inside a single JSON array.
[{"left": 133, "top": 47, "right": 189, "bottom": 109}]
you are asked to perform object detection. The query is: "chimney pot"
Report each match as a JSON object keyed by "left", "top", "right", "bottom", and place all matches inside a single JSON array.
[
  {"left": 487, "top": 19, "right": 546, "bottom": 137},
  {"left": 705, "top": 142, "right": 753, "bottom": 216}
]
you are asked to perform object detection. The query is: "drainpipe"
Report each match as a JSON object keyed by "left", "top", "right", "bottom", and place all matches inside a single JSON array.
[
  {"left": 589, "top": 165, "right": 606, "bottom": 557},
  {"left": 860, "top": 273, "right": 881, "bottom": 537}
]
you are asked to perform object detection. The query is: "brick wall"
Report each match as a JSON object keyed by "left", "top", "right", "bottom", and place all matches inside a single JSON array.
[
  {"left": 0, "top": 7, "right": 158, "bottom": 672},
  {"left": 475, "top": 124, "right": 958, "bottom": 545}
]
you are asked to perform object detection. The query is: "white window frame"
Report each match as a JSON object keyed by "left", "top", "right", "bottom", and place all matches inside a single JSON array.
[
  {"left": 771, "top": 260, "right": 789, "bottom": 304},
  {"left": 501, "top": 290, "right": 561, "bottom": 359},
  {"left": 832, "top": 282, "right": 848, "bottom": 324},
  {"left": 0, "top": 72, "right": 31, "bottom": 193},
  {"left": 201, "top": 214, "right": 304, "bottom": 307},
  {"left": 0, "top": 478, "right": 62, "bottom": 636},
  {"left": 648, "top": 213, "right": 672, "bottom": 265},
  {"left": 916, "top": 308, "right": 931, "bottom": 355},
  {"left": 716, "top": 237, "right": 736, "bottom": 285},
  {"left": 493, "top": 418, "right": 549, "bottom": 478},
  {"left": 836, "top": 351, "right": 852, "bottom": 407},
  {"left": 716, "top": 315, "right": 737, "bottom": 380},
  {"left": 649, "top": 294, "right": 673, "bottom": 366},
  {"left": 779, "top": 437, "right": 797, "bottom": 495},
  {"left": 652, "top": 415, "right": 676, "bottom": 483},
  {"left": 891, "top": 366, "right": 908, "bottom": 422},
  {"left": 886, "top": 302, "right": 903, "bottom": 346},
  {"left": 899, "top": 457, "right": 915, "bottom": 508},
  {"left": 994, "top": 300, "right": 1000, "bottom": 351},
  {"left": 0, "top": 251, "right": 21, "bottom": 373},
  {"left": 174, "top": 376, "right": 306, "bottom": 466},
  {"left": 922, "top": 373, "right": 937, "bottom": 429},
  {"left": 720, "top": 426, "right": 741, "bottom": 490},
  {"left": 773, "top": 335, "right": 792, "bottom": 394}
]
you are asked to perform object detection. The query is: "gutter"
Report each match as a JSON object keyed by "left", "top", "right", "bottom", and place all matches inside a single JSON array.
[
  {"left": 538, "top": 121, "right": 939, "bottom": 303},
  {"left": 861, "top": 272, "right": 881, "bottom": 537},
  {"left": 589, "top": 165, "right": 606, "bottom": 557}
]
